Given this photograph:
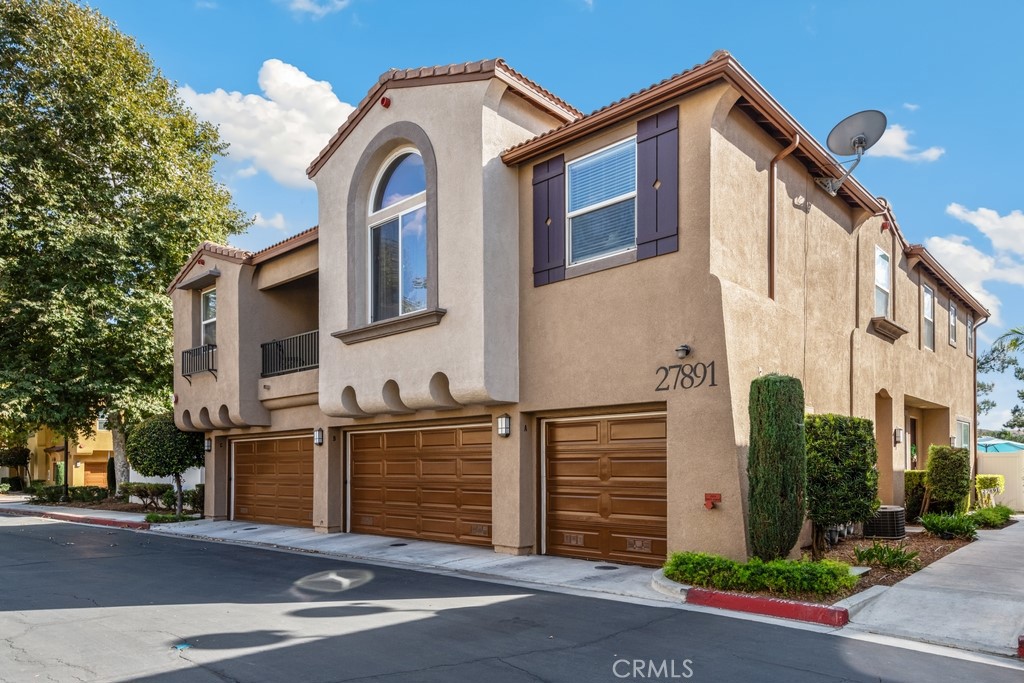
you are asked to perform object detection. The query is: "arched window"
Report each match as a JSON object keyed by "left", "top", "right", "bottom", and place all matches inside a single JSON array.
[{"left": 368, "top": 150, "right": 427, "bottom": 322}]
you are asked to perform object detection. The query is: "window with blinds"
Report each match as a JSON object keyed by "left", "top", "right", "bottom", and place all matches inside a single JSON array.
[{"left": 566, "top": 138, "right": 637, "bottom": 265}]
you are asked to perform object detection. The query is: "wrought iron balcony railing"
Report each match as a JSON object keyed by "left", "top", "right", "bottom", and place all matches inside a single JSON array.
[
  {"left": 261, "top": 330, "right": 318, "bottom": 378},
  {"left": 181, "top": 344, "right": 216, "bottom": 377}
]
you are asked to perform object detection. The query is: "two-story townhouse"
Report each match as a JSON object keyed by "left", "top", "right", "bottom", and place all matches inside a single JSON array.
[{"left": 170, "top": 51, "right": 986, "bottom": 565}]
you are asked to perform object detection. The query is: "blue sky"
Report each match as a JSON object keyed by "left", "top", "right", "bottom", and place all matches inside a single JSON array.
[{"left": 87, "top": 0, "right": 1024, "bottom": 428}]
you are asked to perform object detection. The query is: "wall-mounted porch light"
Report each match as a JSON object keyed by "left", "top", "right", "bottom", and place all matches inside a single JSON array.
[
  {"left": 497, "top": 414, "right": 511, "bottom": 438},
  {"left": 893, "top": 427, "right": 903, "bottom": 445},
  {"left": 313, "top": 428, "right": 324, "bottom": 446},
  {"left": 204, "top": 437, "right": 212, "bottom": 452}
]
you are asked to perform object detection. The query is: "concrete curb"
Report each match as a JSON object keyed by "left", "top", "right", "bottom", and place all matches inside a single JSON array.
[
  {"left": 652, "top": 569, "right": 849, "bottom": 627},
  {"left": 833, "top": 584, "right": 888, "bottom": 618},
  {"left": 0, "top": 507, "right": 150, "bottom": 530}
]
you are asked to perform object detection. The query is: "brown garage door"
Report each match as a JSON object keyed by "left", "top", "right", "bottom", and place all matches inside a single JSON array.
[
  {"left": 84, "top": 461, "right": 107, "bottom": 487},
  {"left": 350, "top": 425, "right": 492, "bottom": 546},
  {"left": 233, "top": 437, "right": 314, "bottom": 527},
  {"left": 545, "top": 415, "right": 667, "bottom": 566}
]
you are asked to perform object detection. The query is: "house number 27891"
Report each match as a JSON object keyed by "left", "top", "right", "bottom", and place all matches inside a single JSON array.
[{"left": 655, "top": 362, "right": 717, "bottom": 391}]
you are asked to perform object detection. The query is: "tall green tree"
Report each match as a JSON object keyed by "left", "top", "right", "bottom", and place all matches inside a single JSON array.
[{"left": 0, "top": 0, "right": 248, "bottom": 486}]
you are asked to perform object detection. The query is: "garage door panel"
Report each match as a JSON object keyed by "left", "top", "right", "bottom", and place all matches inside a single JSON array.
[
  {"left": 233, "top": 436, "right": 314, "bottom": 528},
  {"left": 351, "top": 460, "right": 382, "bottom": 477},
  {"left": 350, "top": 426, "right": 492, "bottom": 547},
  {"left": 546, "top": 416, "right": 666, "bottom": 567}
]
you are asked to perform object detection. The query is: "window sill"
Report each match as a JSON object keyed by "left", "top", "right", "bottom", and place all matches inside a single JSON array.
[
  {"left": 332, "top": 308, "right": 446, "bottom": 345},
  {"left": 870, "top": 316, "right": 909, "bottom": 342},
  {"left": 565, "top": 249, "right": 637, "bottom": 279}
]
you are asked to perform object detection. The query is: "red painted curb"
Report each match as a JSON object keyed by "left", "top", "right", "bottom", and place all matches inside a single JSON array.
[
  {"left": 0, "top": 508, "right": 149, "bottom": 530},
  {"left": 686, "top": 587, "right": 849, "bottom": 627}
]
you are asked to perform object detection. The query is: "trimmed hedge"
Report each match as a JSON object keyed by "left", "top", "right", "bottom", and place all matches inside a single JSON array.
[
  {"left": 30, "top": 485, "right": 65, "bottom": 503},
  {"left": 68, "top": 486, "right": 108, "bottom": 503},
  {"left": 118, "top": 482, "right": 173, "bottom": 509},
  {"left": 0, "top": 476, "right": 24, "bottom": 492},
  {"left": 805, "top": 414, "right": 878, "bottom": 555},
  {"left": 664, "top": 551, "right": 856, "bottom": 598},
  {"left": 747, "top": 374, "right": 806, "bottom": 561},
  {"left": 184, "top": 484, "right": 204, "bottom": 515},
  {"left": 925, "top": 446, "right": 971, "bottom": 514},
  {"left": 904, "top": 470, "right": 927, "bottom": 519}
]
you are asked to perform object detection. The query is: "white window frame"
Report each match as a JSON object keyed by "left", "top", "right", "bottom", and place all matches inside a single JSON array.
[
  {"left": 96, "top": 410, "right": 108, "bottom": 432},
  {"left": 956, "top": 419, "right": 970, "bottom": 449},
  {"left": 366, "top": 147, "right": 427, "bottom": 323},
  {"left": 565, "top": 137, "right": 638, "bottom": 267},
  {"left": 967, "top": 314, "right": 974, "bottom": 357},
  {"left": 874, "top": 246, "right": 891, "bottom": 318},
  {"left": 922, "top": 283, "right": 935, "bottom": 351},
  {"left": 948, "top": 301, "right": 958, "bottom": 347},
  {"left": 201, "top": 287, "right": 216, "bottom": 347}
]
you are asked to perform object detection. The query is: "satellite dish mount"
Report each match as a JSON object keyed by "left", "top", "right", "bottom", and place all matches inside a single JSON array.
[{"left": 816, "top": 110, "right": 886, "bottom": 197}]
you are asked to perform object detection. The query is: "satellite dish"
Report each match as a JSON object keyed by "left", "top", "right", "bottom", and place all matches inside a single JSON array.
[{"left": 817, "top": 109, "right": 887, "bottom": 196}]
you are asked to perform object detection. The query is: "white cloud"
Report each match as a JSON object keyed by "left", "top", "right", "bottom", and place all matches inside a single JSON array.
[
  {"left": 180, "top": 59, "right": 354, "bottom": 189},
  {"left": 287, "top": 0, "right": 350, "bottom": 19},
  {"left": 866, "top": 124, "right": 944, "bottom": 162},
  {"left": 902, "top": 103, "right": 920, "bottom": 112},
  {"left": 235, "top": 166, "right": 258, "bottom": 179},
  {"left": 253, "top": 212, "right": 288, "bottom": 231},
  {"left": 946, "top": 203, "right": 1024, "bottom": 257}
]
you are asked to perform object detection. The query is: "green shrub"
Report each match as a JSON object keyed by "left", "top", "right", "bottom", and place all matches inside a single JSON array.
[
  {"left": 1, "top": 476, "right": 24, "bottom": 491},
  {"left": 747, "top": 374, "right": 806, "bottom": 561},
  {"left": 144, "top": 512, "right": 199, "bottom": 524},
  {"left": 925, "top": 446, "right": 971, "bottom": 514},
  {"left": 970, "top": 504, "right": 1013, "bottom": 528},
  {"left": 68, "top": 486, "right": 108, "bottom": 503},
  {"left": 118, "top": 482, "right": 173, "bottom": 509},
  {"left": 853, "top": 541, "right": 921, "bottom": 570},
  {"left": 664, "top": 551, "right": 856, "bottom": 598},
  {"left": 106, "top": 457, "right": 116, "bottom": 493},
  {"left": 975, "top": 474, "right": 1006, "bottom": 509},
  {"left": 0, "top": 446, "right": 30, "bottom": 468},
  {"left": 54, "top": 462, "right": 64, "bottom": 486},
  {"left": 30, "top": 485, "right": 65, "bottom": 503},
  {"left": 903, "top": 470, "right": 927, "bottom": 518},
  {"left": 160, "top": 488, "right": 176, "bottom": 510},
  {"left": 919, "top": 512, "right": 977, "bottom": 539},
  {"left": 0, "top": 483, "right": 9, "bottom": 494},
  {"left": 126, "top": 413, "right": 204, "bottom": 515},
  {"left": 805, "top": 414, "right": 879, "bottom": 556},
  {"left": 184, "top": 484, "right": 204, "bottom": 514}
]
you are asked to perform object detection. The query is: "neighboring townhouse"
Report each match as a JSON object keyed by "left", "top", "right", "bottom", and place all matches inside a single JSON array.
[
  {"left": 170, "top": 52, "right": 986, "bottom": 565},
  {"left": 25, "top": 418, "right": 113, "bottom": 486}
]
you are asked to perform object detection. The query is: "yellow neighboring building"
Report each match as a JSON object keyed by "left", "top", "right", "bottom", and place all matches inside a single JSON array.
[{"left": 26, "top": 418, "right": 113, "bottom": 487}]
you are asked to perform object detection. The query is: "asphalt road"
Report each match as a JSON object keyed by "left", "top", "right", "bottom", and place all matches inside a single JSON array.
[{"left": 1, "top": 516, "right": 1020, "bottom": 683}]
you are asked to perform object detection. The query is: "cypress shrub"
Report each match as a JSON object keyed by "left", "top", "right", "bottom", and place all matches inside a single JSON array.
[
  {"left": 747, "top": 374, "right": 806, "bottom": 561},
  {"left": 106, "top": 457, "right": 116, "bottom": 493},
  {"left": 805, "top": 414, "right": 879, "bottom": 557},
  {"left": 903, "top": 470, "right": 927, "bottom": 519},
  {"left": 925, "top": 446, "right": 971, "bottom": 514}
]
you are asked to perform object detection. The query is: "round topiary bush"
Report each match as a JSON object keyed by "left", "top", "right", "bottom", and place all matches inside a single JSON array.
[{"left": 125, "top": 413, "right": 203, "bottom": 515}]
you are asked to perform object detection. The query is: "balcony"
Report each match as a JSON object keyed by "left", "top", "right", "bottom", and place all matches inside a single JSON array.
[
  {"left": 182, "top": 344, "right": 216, "bottom": 377},
  {"left": 261, "top": 330, "right": 319, "bottom": 378}
]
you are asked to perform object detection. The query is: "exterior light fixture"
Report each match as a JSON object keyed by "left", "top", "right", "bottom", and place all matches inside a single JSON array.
[
  {"left": 950, "top": 436, "right": 956, "bottom": 447},
  {"left": 893, "top": 428, "right": 903, "bottom": 445},
  {"left": 675, "top": 344, "right": 692, "bottom": 359},
  {"left": 497, "top": 414, "right": 511, "bottom": 438},
  {"left": 204, "top": 438, "right": 212, "bottom": 452},
  {"left": 313, "top": 428, "right": 324, "bottom": 446}
]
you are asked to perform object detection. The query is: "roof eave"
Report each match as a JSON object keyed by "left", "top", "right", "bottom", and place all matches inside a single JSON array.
[{"left": 906, "top": 244, "right": 990, "bottom": 317}]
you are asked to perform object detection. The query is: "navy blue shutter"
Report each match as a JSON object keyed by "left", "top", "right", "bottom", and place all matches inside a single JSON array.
[
  {"left": 636, "top": 107, "right": 679, "bottom": 259},
  {"left": 533, "top": 155, "right": 566, "bottom": 286}
]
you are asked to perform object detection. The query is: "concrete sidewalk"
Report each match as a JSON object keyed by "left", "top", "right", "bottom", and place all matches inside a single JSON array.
[{"left": 845, "top": 516, "right": 1024, "bottom": 658}]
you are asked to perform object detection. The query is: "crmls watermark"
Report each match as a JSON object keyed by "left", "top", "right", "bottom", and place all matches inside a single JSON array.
[{"left": 612, "top": 658, "right": 694, "bottom": 679}]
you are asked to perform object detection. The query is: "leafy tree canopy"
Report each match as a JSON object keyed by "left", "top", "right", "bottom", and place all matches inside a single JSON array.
[
  {"left": 125, "top": 413, "right": 203, "bottom": 479},
  {"left": 0, "top": 0, "right": 248, "bottom": 438}
]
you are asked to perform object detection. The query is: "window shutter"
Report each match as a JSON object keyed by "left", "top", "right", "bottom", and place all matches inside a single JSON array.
[
  {"left": 533, "top": 155, "right": 566, "bottom": 286},
  {"left": 636, "top": 106, "right": 679, "bottom": 259}
]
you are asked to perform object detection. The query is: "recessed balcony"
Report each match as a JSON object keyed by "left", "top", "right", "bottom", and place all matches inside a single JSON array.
[{"left": 261, "top": 330, "right": 319, "bottom": 377}]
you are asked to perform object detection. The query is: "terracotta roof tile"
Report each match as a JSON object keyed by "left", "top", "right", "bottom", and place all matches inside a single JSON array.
[
  {"left": 251, "top": 225, "right": 318, "bottom": 258},
  {"left": 307, "top": 58, "right": 580, "bottom": 179}
]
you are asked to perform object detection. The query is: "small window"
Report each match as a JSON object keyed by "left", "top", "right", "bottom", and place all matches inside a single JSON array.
[
  {"left": 967, "top": 314, "right": 974, "bottom": 357},
  {"left": 369, "top": 150, "right": 427, "bottom": 322},
  {"left": 949, "top": 301, "right": 958, "bottom": 347},
  {"left": 201, "top": 287, "right": 217, "bottom": 346},
  {"left": 566, "top": 139, "right": 637, "bottom": 265},
  {"left": 956, "top": 420, "right": 970, "bottom": 449},
  {"left": 874, "top": 247, "right": 891, "bottom": 318},
  {"left": 922, "top": 284, "right": 934, "bottom": 351},
  {"left": 96, "top": 411, "right": 108, "bottom": 431}
]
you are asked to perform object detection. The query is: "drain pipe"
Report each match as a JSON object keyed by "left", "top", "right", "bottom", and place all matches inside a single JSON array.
[
  {"left": 972, "top": 313, "right": 990, "bottom": 496},
  {"left": 769, "top": 134, "right": 800, "bottom": 300}
]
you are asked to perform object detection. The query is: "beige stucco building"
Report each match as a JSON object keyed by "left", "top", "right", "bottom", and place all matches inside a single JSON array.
[{"left": 170, "top": 52, "right": 986, "bottom": 565}]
